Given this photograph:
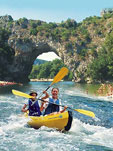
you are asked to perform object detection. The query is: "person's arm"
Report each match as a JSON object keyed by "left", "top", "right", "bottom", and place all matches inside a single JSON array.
[
  {"left": 59, "top": 106, "right": 67, "bottom": 113},
  {"left": 40, "top": 98, "right": 49, "bottom": 112},
  {"left": 40, "top": 101, "right": 45, "bottom": 111},
  {"left": 58, "top": 99, "right": 67, "bottom": 113},
  {"left": 40, "top": 100, "right": 49, "bottom": 111},
  {"left": 41, "top": 91, "right": 49, "bottom": 100},
  {"left": 21, "top": 104, "right": 28, "bottom": 112},
  {"left": 40, "top": 91, "right": 49, "bottom": 112}
]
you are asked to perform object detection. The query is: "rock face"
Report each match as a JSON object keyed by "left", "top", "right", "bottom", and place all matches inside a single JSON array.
[
  {"left": 0, "top": 14, "right": 112, "bottom": 82},
  {"left": 8, "top": 37, "right": 64, "bottom": 82},
  {"left": 0, "top": 15, "right": 67, "bottom": 82}
]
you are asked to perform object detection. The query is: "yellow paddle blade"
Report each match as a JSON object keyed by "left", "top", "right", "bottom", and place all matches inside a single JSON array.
[
  {"left": 52, "top": 67, "right": 69, "bottom": 85},
  {"left": 12, "top": 89, "right": 34, "bottom": 99},
  {"left": 74, "top": 109, "right": 95, "bottom": 118}
]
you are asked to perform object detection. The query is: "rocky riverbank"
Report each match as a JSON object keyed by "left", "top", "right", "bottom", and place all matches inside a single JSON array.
[
  {"left": 0, "top": 81, "right": 23, "bottom": 86},
  {"left": 30, "top": 78, "right": 54, "bottom": 82}
]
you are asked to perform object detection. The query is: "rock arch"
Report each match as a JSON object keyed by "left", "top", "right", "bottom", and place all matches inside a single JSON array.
[{"left": 7, "top": 38, "right": 65, "bottom": 82}]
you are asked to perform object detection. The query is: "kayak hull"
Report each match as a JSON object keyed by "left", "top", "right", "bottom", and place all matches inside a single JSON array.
[{"left": 25, "top": 111, "right": 73, "bottom": 131}]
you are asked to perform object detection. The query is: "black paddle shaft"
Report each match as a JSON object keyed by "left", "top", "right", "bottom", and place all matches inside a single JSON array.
[{"left": 45, "top": 85, "right": 51, "bottom": 91}]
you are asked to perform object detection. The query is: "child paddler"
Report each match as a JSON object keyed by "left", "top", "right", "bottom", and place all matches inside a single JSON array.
[{"left": 21, "top": 90, "right": 48, "bottom": 116}]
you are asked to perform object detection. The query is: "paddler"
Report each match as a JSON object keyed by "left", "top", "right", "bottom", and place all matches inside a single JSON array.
[
  {"left": 40, "top": 87, "right": 67, "bottom": 115},
  {"left": 21, "top": 90, "right": 48, "bottom": 116}
]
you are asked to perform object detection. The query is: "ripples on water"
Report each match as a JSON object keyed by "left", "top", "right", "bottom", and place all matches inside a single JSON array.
[{"left": 0, "top": 82, "right": 113, "bottom": 151}]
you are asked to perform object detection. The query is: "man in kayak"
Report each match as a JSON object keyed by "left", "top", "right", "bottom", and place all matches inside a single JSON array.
[
  {"left": 40, "top": 87, "right": 67, "bottom": 115},
  {"left": 21, "top": 90, "right": 48, "bottom": 116}
]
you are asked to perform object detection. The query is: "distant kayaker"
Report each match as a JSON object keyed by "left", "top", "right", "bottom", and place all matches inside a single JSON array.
[
  {"left": 21, "top": 90, "right": 48, "bottom": 116},
  {"left": 40, "top": 87, "right": 67, "bottom": 115}
]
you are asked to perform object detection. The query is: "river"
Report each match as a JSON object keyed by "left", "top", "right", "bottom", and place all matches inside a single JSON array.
[{"left": 0, "top": 81, "right": 113, "bottom": 151}]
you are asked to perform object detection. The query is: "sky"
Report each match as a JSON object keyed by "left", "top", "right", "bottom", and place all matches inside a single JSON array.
[
  {"left": 0, "top": 0, "right": 113, "bottom": 61},
  {"left": 37, "top": 52, "right": 61, "bottom": 61}
]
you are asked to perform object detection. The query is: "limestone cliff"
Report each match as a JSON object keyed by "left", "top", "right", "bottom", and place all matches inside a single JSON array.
[{"left": 0, "top": 13, "right": 113, "bottom": 83}]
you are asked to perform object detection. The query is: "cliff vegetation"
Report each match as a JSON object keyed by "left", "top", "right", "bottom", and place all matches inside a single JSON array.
[{"left": 0, "top": 8, "right": 113, "bottom": 83}]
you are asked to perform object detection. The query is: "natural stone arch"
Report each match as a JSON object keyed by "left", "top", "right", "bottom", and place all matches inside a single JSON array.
[{"left": 7, "top": 38, "right": 66, "bottom": 82}]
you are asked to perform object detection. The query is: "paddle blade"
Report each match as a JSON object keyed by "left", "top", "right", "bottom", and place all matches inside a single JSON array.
[
  {"left": 74, "top": 109, "right": 95, "bottom": 118},
  {"left": 12, "top": 89, "right": 33, "bottom": 99},
  {"left": 52, "top": 67, "right": 69, "bottom": 85}
]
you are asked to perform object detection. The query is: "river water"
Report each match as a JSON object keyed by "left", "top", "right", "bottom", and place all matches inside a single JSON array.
[{"left": 0, "top": 81, "right": 113, "bottom": 151}]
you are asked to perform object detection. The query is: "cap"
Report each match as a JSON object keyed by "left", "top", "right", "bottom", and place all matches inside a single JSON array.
[{"left": 29, "top": 90, "right": 38, "bottom": 96}]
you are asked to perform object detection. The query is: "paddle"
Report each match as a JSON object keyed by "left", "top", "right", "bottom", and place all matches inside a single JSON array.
[
  {"left": 67, "top": 107, "right": 95, "bottom": 118},
  {"left": 12, "top": 67, "right": 69, "bottom": 105},
  {"left": 12, "top": 90, "right": 95, "bottom": 118},
  {"left": 12, "top": 89, "right": 34, "bottom": 99},
  {"left": 39, "top": 99, "right": 95, "bottom": 118},
  {"left": 45, "top": 67, "right": 69, "bottom": 91}
]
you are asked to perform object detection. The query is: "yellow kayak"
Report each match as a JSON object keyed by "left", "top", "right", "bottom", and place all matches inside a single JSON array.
[{"left": 25, "top": 111, "right": 73, "bottom": 131}]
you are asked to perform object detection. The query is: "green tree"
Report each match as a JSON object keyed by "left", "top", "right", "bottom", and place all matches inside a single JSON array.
[
  {"left": 0, "top": 28, "right": 15, "bottom": 79},
  {"left": 29, "top": 59, "right": 73, "bottom": 81},
  {"left": 87, "top": 31, "right": 113, "bottom": 81}
]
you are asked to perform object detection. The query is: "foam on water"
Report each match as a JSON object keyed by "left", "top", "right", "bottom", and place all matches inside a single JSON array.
[
  {"left": 84, "top": 126, "right": 113, "bottom": 148},
  {"left": 1, "top": 114, "right": 28, "bottom": 134},
  {"left": 70, "top": 118, "right": 113, "bottom": 149},
  {"left": 97, "top": 96, "right": 113, "bottom": 102},
  {"left": 0, "top": 127, "right": 5, "bottom": 136}
]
